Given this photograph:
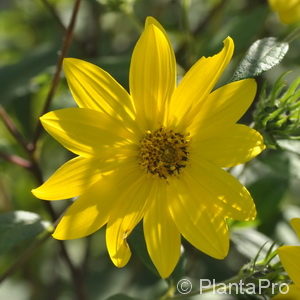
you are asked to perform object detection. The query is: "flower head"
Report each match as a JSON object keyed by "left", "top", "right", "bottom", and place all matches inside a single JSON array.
[
  {"left": 268, "top": 0, "right": 300, "bottom": 24},
  {"left": 273, "top": 218, "right": 300, "bottom": 299},
  {"left": 32, "top": 17, "right": 265, "bottom": 278}
]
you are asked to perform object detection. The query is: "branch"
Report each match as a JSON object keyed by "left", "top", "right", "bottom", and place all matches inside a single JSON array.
[
  {"left": 0, "top": 106, "right": 31, "bottom": 153},
  {"left": 32, "top": 0, "right": 81, "bottom": 146},
  {"left": 0, "top": 151, "right": 32, "bottom": 168}
]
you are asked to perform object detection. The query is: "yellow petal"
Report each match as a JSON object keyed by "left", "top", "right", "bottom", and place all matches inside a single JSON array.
[
  {"left": 272, "top": 284, "right": 300, "bottom": 300},
  {"left": 168, "top": 37, "right": 234, "bottom": 129},
  {"left": 106, "top": 174, "right": 153, "bottom": 268},
  {"left": 168, "top": 176, "right": 229, "bottom": 259},
  {"left": 291, "top": 218, "right": 300, "bottom": 239},
  {"left": 32, "top": 156, "right": 101, "bottom": 200},
  {"left": 143, "top": 183, "right": 181, "bottom": 278},
  {"left": 278, "top": 245, "right": 300, "bottom": 286},
  {"left": 53, "top": 161, "right": 139, "bottom": 239},
  {"left": 186, "top": 158, "right": 256, "bottom": 221},
  {"left": 268, "top": 0, "right": 300, "bottom": 24},
  {"left": 40, "top": 108, "right": 130, "bottom": 157},
  {"left": 129, "top": 16, "right": 176, "bottom": 129},
  {"left": 63, "top": 58, "right": 135, "bottom": 123},
  {"left": 53, "top": 177, "right": 113, "bottom": 239},
  {"left": 189, "top": 79, "right": 257, "bottom": 135},
  {"left": 193, "top": 124, "right": 265, "bottom": 168}
]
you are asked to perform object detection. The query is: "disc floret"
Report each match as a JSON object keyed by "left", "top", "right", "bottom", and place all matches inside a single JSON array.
[{"left": 139, "top": 127, "right": 189, "bottom": 179}]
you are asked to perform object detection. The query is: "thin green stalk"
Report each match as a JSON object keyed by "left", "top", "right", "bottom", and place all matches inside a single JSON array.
[{"left": 282, "top": 26, "right": 300, "bottom": 43}]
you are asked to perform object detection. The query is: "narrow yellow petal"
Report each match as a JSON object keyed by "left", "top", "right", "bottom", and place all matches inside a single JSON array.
[
  {"left": 32, "top": 156, "right": 101, "bottom": 200},
  {"left": 130, "top": 16, "right": 176, "bottom": 129},
  {"left": 168, "top": 176, "right": 229, "bottom": 259},
  {"left": 168, "top": 37, "right": 234, "bottom": 129},
  {"left": 186, "top": 158, "right": 256, "bottom": 221},
  {"left": 63, "top": 58, "right": 135, "bottom": 123},
  {"left": 278, "top": 246, "right": 300, "bottom": 286},
  {"left": 189, "top": 79, "right": 257, "bottom": 135},
  {"left": 106, "top": 174, "right": 153, "bottom": 268},
  {"left": 291, "top": 218, "right": 300, "bottom": 239},
  {"left": 272, "top": 284, "right": 300, "bottom": 299},
  {"left": 40, "top": 108, "right": 130, "bottom": 157},
  {"left": 193, "top": 124, "right": 265, "bottom": 168},
  {"left": 143, "top": 183, "right": 181, "bottom": 278}
]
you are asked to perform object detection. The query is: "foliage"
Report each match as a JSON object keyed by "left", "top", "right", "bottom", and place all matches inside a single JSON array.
[{"left": 0, "top": 0, "right": 300, "bottom": 300}]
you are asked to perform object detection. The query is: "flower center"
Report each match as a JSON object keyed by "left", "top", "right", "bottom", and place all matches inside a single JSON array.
[{"left": 139, "top": 127, "right": 189, "bottom": 179}]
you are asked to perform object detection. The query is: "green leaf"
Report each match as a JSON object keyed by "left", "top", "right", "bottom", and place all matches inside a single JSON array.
[
  {"left": 105, "top": 294, "right": 139, "bottom": 300},
  {"left": 231, "top": 228, "right": 276, "bottom": 260},
  {"left": 0, "top": 45, "right": 57, "bottom": 105},
  {"left": 238, "top": 150, "right": 290, "bottom": 235},
  {"left": 0, "top": 210, "right": 51, "bottom": 255},
  {"left": 232, "top": 37, "right": 289, "bottom": 81}
]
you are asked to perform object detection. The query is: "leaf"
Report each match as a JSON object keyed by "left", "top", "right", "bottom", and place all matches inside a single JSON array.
[
  {"left": 0, "top": 45, "right": 57, "bottom": 105},
  {"left": 237, "top": 151, "right": 290, "bottom": 235},
  {"left": 105, "top": 294, "right": 139, "bottom": 300},
  {"left": 232, "top": 37, "right": 289, "bottom": 81},
  {"left": 231, "top": 228, "right": 277, "bottom": 260},
  {"left": 0, "top": 210, "right": 52, "bottom": 255}
]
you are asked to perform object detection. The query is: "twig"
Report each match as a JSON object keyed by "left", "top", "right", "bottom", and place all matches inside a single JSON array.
[
  {"left": 0, "top": 106, "right": 31, "bottom": 153},
  {"left": 0, "top": 152, "right": 32, "bottom": 168},
  {"left": 40, "top": 0, "right": 67, "bottom": 32},
  {"left": 32, "top": 0, "right": 81, "bottom": 146},
  {"left": 82, "top": 236, "right": 92, "bottom": 277},
  {"left": 176, "top": 0, "right": 227, "bottom": 68}
]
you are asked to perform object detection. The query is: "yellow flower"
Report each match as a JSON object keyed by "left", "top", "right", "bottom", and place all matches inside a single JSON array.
[
  {"left": 273, "top": 218, "right": 300, "bottom": 299},
  {"left": 268, "top": 0, "right": 300, "bottom": 24},
  {"left": 32, "top": 17, "right": 265, "bottom": 278}
]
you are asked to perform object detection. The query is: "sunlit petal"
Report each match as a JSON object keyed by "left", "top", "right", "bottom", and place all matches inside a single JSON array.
[
  {"left": 193, "top": 124, "right": 265, "bottom": 167},
  {"left": 53, "top": 161, "right": 139, "bottom": 240},
  {"left": 40, "top": 108, "right": 133, "bottom": 157},
  {"left": 130, "top": 16, "right": 176, "bottom": 129},
  {"left": 189, "top": 79, "right": 257, "bottom": 135},
  {"left": 168, "top": 37, "right": 234, "bottom": 129},
  {"left": 168, "top": 176, "right": 229, "bottom": 259},
  {"left": 63, "top": 58, "right": 135, "bottom": 123},
  {"left": 184, "top": 158, "right": 256, "bottom": 221},
  {"left": 32, "top": 156, "right": 101, "bottom": 200},
  {"left": 106, "top": 174, "right": 153, "bottom": 268},
  {"left": 144, "top": 182, "right": 181, "bottom": 278}
]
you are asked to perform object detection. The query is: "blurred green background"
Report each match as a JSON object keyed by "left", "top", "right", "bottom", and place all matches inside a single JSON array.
[{"left": 0, "top": 0, "right": 300, "bottom": 299}]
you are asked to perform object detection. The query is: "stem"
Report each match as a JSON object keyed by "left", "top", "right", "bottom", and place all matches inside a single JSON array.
[
  {"left": 82, "top": 236, "right": 92, "bottom": 277},
  {"left": 0, "top": 105, "right": 31, "bottom": 153},
  {"left": 33, "top": 1, "right": 87, "bottom": 298},
  {"left": 122, "top": 9, "right": 143, "bottom": 33},
  {"left": 0, "top": 152, "right": 32, "bottom": 168},
  {"left": 40, "top": 0, "right": 67, "bottom": 32},
  {"left": 176, "top": 0, "right": 226, "bottom": 69},
  {"left": 0, "top": 1, "right": 87, "bottom": 298},
  {"left": 282, "top": 26, "right": 300, "bottom": 43},
  {"left": 32, "top": 0, "right": 82, "bottom": 146}
]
